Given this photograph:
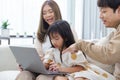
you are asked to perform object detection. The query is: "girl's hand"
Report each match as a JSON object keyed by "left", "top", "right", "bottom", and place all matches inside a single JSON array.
[{"left": 49, "top": 63, "right": 61, "bottom": 72}]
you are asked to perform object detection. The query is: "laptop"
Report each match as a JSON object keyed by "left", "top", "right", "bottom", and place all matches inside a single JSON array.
[{"left": 9, "top": 46, "right": 67, "bottom": 75}]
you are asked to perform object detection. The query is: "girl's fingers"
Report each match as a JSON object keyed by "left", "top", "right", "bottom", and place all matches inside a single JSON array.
[{"left": 49, "top": 64, "right": 59, "bottom": 72}]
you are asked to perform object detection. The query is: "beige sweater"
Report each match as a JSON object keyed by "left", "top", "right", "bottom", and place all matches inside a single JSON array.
[{"left": 75, "top": 24, "right": 120, "bottom": 79}]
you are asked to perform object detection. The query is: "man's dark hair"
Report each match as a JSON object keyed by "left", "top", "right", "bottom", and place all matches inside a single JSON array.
[{"left": 97, "top": 0, "right": 120, "bottom": 12}]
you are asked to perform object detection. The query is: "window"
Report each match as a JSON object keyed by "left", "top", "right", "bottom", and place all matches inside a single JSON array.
[
  {"left": 82, "top": 0, "right": 113, "bottom": 40},
  {"left": 0, "top": 0, "right": 68, "bottom": 36}
]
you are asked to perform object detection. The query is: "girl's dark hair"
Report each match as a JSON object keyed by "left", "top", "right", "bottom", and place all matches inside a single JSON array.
[
  {"left": 37, "top": 0, "right": 62, "bottom": 43},
  {"left": 47, "top": 20, "right": 75, "bottom": 62},
  {"left": 97, "top": 0, "right": 120, "bottom": 12}
]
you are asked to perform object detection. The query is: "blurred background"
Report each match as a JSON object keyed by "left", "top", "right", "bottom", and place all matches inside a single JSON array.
[{"left": 0, "top": 0, "right": 113, "bottom": 45}]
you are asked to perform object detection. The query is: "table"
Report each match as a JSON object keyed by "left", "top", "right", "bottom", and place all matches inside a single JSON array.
[
  {"left": 0, "top": 35, "right": 35, "bottom": 45},
  {"left": 0, "top": 37, "right": 10, "bottom": 45}
]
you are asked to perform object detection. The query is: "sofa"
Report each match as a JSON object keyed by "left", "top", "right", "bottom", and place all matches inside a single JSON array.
[{"left": 0, "top": 45, "right": 20, "bottom": 80}]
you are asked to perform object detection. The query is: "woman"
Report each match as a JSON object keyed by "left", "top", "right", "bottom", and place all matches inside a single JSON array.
[
  {"left": 16, "top": 1, "right": 62, "bottom": 80},
  {"left": 35, "top": 0, "right": 62, "bottom": 56},
  {"left": 35, "top": 0, "right": 77, "bottom": 56},
  {"left": 16, "top": 0, "right": 77, "bottom": 80}
]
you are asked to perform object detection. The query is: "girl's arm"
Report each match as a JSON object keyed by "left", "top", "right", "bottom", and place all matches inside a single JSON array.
[
  {"left": 49, "top": 63, "right": 85, "bottom": 73},
  {"left": 59, "top": 65, "right": 85, "bottom": 73}
]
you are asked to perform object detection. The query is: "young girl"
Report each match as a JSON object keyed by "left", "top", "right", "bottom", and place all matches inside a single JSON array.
[
  {"left": 36, "top": 20, "right": 86, "bottom": 80},
  {"left": 36, "top": 20, "right": 115, "bottom": 80}
]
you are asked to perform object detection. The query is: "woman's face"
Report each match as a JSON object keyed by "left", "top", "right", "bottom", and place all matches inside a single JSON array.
[
  {"left": 43, "top": 5, "right": 55, "bottom": 25},
  {"left": 50, "top": 32, "right": 64, "bottom": 50}
]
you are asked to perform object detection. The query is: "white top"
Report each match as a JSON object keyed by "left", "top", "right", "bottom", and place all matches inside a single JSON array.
[
  {"left": 34, "top": 36, "right": 51, "bottom": 55},
  {"left": 41, "top": 36, "right": 51, "bottom": 53},
  {"left": 43, "top": 48, "right": 115, "bottom": 80},
  {"left": 43, "top": 48, "right": 86, "bottom": 67}
]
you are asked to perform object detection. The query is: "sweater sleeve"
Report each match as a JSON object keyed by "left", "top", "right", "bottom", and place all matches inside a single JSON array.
[{"left": 75, "top": 31, "right": 120, "bottom": 65}]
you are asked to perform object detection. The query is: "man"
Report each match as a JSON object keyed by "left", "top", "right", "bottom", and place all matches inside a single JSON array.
[{"left": 63, "top": 0, "right": 120, "bottom": 80}]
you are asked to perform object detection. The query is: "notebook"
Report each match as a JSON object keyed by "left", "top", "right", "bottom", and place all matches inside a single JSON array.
[{"left": 9, "top": 46, "right": 67, "bottom": 75}]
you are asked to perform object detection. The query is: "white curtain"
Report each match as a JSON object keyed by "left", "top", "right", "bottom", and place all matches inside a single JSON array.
[{"left": 82, "top": 0, "right": 113, "bottom": 40}]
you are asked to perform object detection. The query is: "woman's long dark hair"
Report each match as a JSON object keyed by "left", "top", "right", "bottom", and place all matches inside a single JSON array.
[
  {"left": 47, "top": 20, "right": 75, "bottom": 62},
  {"left": 37, "top": 0, "right": 62, "bottom": 43}
]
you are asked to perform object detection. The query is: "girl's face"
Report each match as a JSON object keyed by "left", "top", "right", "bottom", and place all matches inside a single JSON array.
[
  {"left": 43, "top": 5, "right": 55, "bottom": 26},
  {"left": 50, "top": 32, "right": 64, "bottom": 50}
]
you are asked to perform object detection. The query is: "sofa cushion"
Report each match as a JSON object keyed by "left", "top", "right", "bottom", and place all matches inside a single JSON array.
[
  {"left": 0, "top": 70, "right": 20, "bottom": 80},
  {"left": 0, "top": 45, "right": 17, "bottom": 71}
]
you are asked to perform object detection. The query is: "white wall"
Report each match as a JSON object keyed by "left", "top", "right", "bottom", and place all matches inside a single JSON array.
[{"left": 0, "top": 0, "right": 72, "bottom": 36}]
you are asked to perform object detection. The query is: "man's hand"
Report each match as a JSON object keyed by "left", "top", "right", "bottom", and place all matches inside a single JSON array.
[
  {"left": 17, "top": 64, "right": 23, "bottom": 72},
  {"left": 62, "top": 43, "right": 78, "bottom": 54}
]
